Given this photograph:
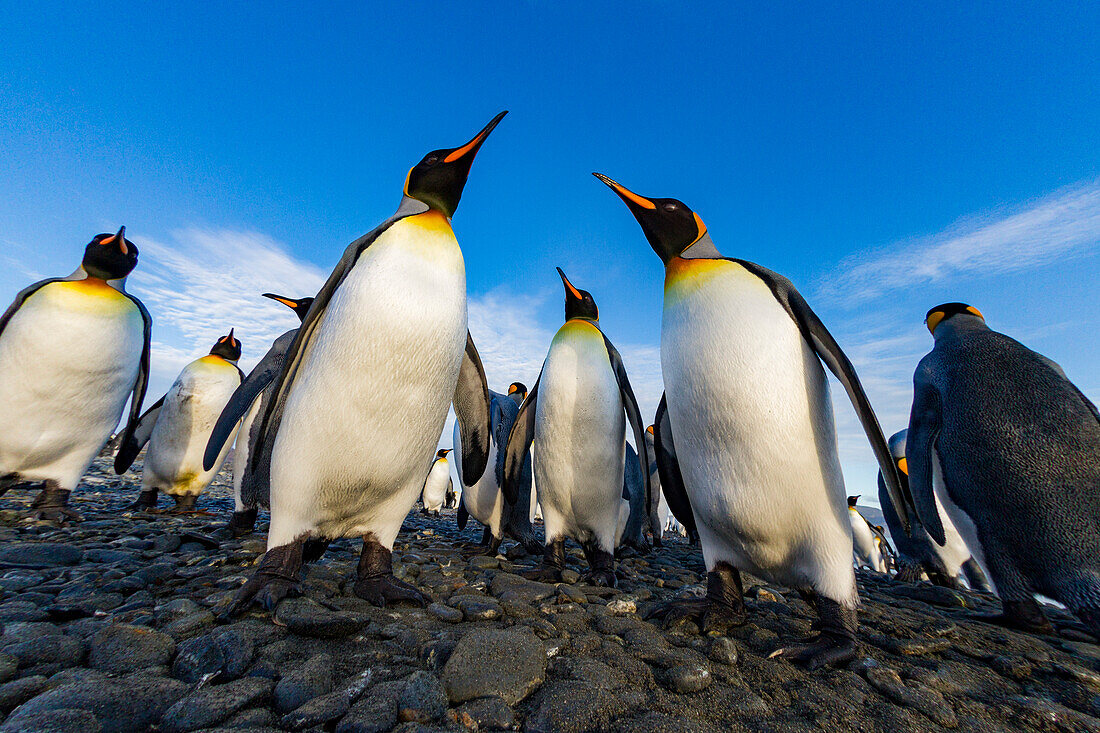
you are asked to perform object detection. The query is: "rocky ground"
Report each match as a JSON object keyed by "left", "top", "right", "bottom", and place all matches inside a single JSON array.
[{"left": 0, "top": 456, "right": 1097, "bottom": 732}]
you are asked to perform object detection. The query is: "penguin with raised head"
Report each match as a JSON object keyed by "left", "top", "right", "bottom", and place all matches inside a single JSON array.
[
  {"left": 453, "top": 380, "right": 541, "bottom": 555},
  {"left": 596, "top": 173, "right": 908, "bottom": 669},
  {"left": 848, "top": 497, "right": 887, "bottom": 573},
  {"left": 117, "top": 331, "right": 244, "bottom": 512},
  {"left": 907, "top": 303, "right": 1100, "bottom": 634},
  {"left": 225, "top": 113, "right": 503, "bottom": 615},
  {"left": 204, "top": 293, "right": 313, "bottom": 536},
  {"left": 0, "top": 227, "right": 151, "bottom": 522},
  {"left": 878, "top": 429, "right": 990, "bottom": 590},
  {"left": 421, "top": 449, "right": 453, "bottom": 515},
  {"left": 502, "top": 268, "right": 650, "bottom": 586}
]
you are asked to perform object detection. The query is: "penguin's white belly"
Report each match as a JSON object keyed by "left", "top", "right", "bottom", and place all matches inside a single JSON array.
[
  {"left": 144, "top": 358, "right": 241, "bottom": 496},
  {"left": 533, "top": 320, "right": 625, "bottom": 551},
  {"left": 232, "top": 394, "right": 264, "bottom": 510},
  {"left": 849, "top": 511, "right": 878, "bottom": 564},
  {"left": 422, "top": 459, "right": 450, "bottom": 512},
  {"left": 930, "top": 450, "right": 993, "bottom": 590},
  {"left": 269, "top": 215, "right": 466, "bottom": 547},
  {"left": 662, "top": 261, "right": 854, "bottom": 602},
  {"left": 455, "top": 420, "right": 505, "bottom": 535},
  {"left": 0, "top": 281, "right": 142, "bottom": 488}
]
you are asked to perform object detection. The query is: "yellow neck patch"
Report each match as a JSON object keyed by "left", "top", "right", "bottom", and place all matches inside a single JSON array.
[
  {"left": 199, "top": 355, "right": 232, "bottom": 367},
  {"left": 664, "top": 256, "right": 731, "bottom": 305},
  {"left": 44, "top": 278, "right": 132, "bottom": 313},
  {"left": 406, "top": 209, "right": 455, "bottom": 236}
]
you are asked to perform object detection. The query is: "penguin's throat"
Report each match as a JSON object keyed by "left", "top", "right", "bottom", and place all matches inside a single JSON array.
[
  {"left": 406, "top": 209, "right": 455, "bottom": 236},
  {"left": 664, "top": 256, "right": 729, "bottom": 300}
]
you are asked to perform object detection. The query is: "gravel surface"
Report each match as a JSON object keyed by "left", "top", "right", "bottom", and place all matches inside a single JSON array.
[{"left": 0, "top": 453, "right": 1097, "bottom": 731}]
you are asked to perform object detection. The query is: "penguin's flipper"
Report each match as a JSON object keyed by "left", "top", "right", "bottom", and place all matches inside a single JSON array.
[
  {"left": 0, "top": 278, "right": 63, "bottom": 338},
  {"left": 113, "top": 294, "right": 154, "bottom": 474},
  {"left": 250, "top": 198, "right": 430, "bottom": 474},
  {"left": 457, "top": 502, "right": 469, "bottom": 530},
  {"left": 453, "top": 331, "right": 491, "bottom": 486},
  {"left": 906, "top": 365, "right": 947, "bottom": 545},
  {"left": 653, "top": 393, "right": 697, "bottom": 537},
  {"left": 502, "top": 377, "right": 540, "bottom": 505},
  {"left": 113, "top": 393, "right": 165, "bottom": 473},
  {"left": 203, "top": 332, "right": 291, "bottom": 471},
  {"left": 729, "top": 259, "right": 910, "bottom": 533},
  {"left": 601, "top": 334, "right": 654, "bottom": 528}
]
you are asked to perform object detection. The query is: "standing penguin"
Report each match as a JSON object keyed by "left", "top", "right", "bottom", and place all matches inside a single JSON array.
[
  {"left": 907, "top": 303, "right": 1100, "bottom": 634},
  {"left": 453, "top": 381, "right": 541, "bottom": 555},
  {"left": 878, "top": 429, "right": 990, "bottom": 590},
  {"left": 225, "top": 113, "right": 503, "bottom": 614},
  {"left": 204, "top": 293, "right": 313, "bottom": 536},
  {"left": 117, "top": 331, "right": 244, "bottom": 512},
  {"left": 848, "top": 497, "right": 887, "bottom": 573},
  {"left": 0, "top": 227, "right": 151, "bottom": 522},
  {"left": 645, "top": 425, "right": 667, "bottom": 545},
  {"left": 502, "top": 268, "right": 650, "bottom": 586},
  {"left": 421, "top": 449, "right": 453, "bottom": 515},
  {"left": 595, "top": 173, "right": 907, "bottom": 669}
]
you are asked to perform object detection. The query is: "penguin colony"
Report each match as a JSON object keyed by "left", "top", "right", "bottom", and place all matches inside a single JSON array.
[{"left": 1, "top": 113, "right": 1097, "bottom": 671}]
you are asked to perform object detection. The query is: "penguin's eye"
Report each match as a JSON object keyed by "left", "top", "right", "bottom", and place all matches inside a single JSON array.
[
  {"left": 425, "top": 155, "right": 440, "bottom": 166},
  {"left": 663, "top": 203, "right": 678, "bottom": 212}
]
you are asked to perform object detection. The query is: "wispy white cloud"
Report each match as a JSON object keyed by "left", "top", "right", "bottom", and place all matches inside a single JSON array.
[
  {"left": 818, "top": 178, "right": 1100, "bottom": 304},
  {"left": 129, "top": 227, "right": 328, "bottom": 383}
]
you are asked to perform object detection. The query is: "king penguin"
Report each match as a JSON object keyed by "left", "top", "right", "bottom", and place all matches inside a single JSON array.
[
  {"left": 502, "top": 268, "right": 650, "bottom": 586},
  {"left": 421, "top": 449, "right": 453, "bottom": 515},
  {"left": 0, "top": 227, "right": 151, "bottom": 522},
  {"left": 225, "top": 113, "right": 503, "bottom": 615},
  {"left": 907, "top": 303, "right": 1100, "bottom": 635},
  {"left": 453, "top": 380, "right": 542, "bottom": 555},
  {"left": 204, "top": 293, "right": 313, "bottom": 536},
  {"left": 878, "top": 429, "right": 990, "bottom": 591},
  {"left": 848, "top": 497, "right": 887, "bottom": 573},
  {"left": 117, "top": 331, "right": 244, "bottom": 512},
  {"left": 595, "top": 173, "right": 908, "bottom": 669}
]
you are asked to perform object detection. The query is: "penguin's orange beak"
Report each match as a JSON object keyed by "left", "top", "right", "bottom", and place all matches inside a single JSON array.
[
  {"left": 444, "top": 110, "right": 508, "bottom": 164},
  {"left": 100, "top": 226, "right": 128, "bottom": 254}
]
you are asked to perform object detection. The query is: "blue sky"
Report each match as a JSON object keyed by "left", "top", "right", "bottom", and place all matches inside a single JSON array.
[{"left": 2, "top": 3, "right": 1098, "bottom": 501}]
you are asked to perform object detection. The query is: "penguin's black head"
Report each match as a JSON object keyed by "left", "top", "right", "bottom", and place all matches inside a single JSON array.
[
  {"left": 925, "top": 302, "right": 984, "bottom": 335},
  {"left": 593, "top": 174, "right": 708, "bottom": 263},
  {"left": 847, "top": 496, "right": 859, "bottom": 508},
  {"left": 263, "top": 293, "right": 314, "bottom": 323},
  {"left": 557, "top": 267, "right": 598, "bottom": 321},
  {"left": 209, "top": 329, "right": 242, "bottom": 361},
  {"left": 82, "top": 226, "right": 139, "bottom": 280},
  {"left": 404, "top": 111, "right": 507, "bottom": 218},
  {"left": 436, "top": 448, "right": 453, "bottom": 459},
  {"left": 507, "top": 382, "right": 528, "bottom": 401}
]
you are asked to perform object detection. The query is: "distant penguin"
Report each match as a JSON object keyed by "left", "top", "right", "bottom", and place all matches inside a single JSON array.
[
  {"left": 848, "top": 497, "right": 886, "bottom": 573},
  {"left": 225, "top": 113, "right": 504, "bottom": 615},
  {"left": 205, "top": 293, "right": 313, "bottom": 536},
  {"left": 0, "top": 227, "right": 151, "bottom": 522},
  {"left": 645, "top": 424, "right": 668, "bottom": 545},
  {"left": 907, "top": 303, "right": 1100, "bottom": 634},
  {"left": 878, "top": 429, "right": 990, "bottom": 591},
  {"left": 595, "top": 174, "right": 907, "bottom": 669},
  {"left": 619, "top": 441, "right": 653, "bottom": 553},
  {"left": 453, "top": 381, "right": 541, "bottom": 555},
  {"left": 503, "top": 268, "right": 650, "bottom": 586},
  {"left": 421, "top": 449, "right": 453, "bottom": 515},
  {"left": 117, "top": 331, "right": 244, "bottom": 512}
]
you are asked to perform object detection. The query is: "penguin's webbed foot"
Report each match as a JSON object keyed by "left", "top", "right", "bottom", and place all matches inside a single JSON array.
[
  {"left": 353, "top": 574, "right": 429, "bottom": 607},
  {"left": 227, "top": 508, "right": 258, "bottom": 537},
  {"left": 354, "top": 534, "right": 428, "bottom": 608},
  {"left": 221, "top": 541, "right": 305, "bottom": 619},
  {"left": 971, "top": 599, "right": 1055, "bottom": 635},
  {"left": 582, "top": 568, "right": 617, "bottom": 587},
  {"left": 646, "top": 562, "right": 747, "bottom": 635},
  {"left": 28, "top": 486, "right": 82, "bottom": 524},
  {"left": 125, "top": 489, "right": 159, "bottom": 512},
  {"left": 769, "top": 595, "right": 858, "bottom": 671}
]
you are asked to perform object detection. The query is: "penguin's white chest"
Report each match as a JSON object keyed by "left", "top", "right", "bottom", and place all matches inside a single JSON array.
[
  {"left": 269, "top": 211, "right": 467, "bottom": 545},
  {"left": 422, "top": 458, "right": 450, "bottom": 511},
  {"left": 0, "top": 280, "right": 143, "bottom": 485},
  {"left": 454, "top": 420, "right": 505, "bottom": 533},
  {"left": 661, "top": 259, "right": 853, "bottom": 599},
  {"left": 533, "top": 320, "right": 625, "bottom": 548},
  {"left": 145, "top": 356, "right": 242, "bottom": 495}
]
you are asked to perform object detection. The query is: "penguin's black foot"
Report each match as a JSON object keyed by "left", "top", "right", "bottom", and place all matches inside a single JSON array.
[
  {"left": 972, "top": 599, "right": 1055, "bottom": 635},
  {"left": 27, "top": 487, "right": 82, "bottom": 524},
  {"left": 523, "top": 537, "right": 566, "bottom": 582},
  {"left": 125, "top": 489, "right": 159, "bottom": 512},
  {"left": 646, "top": 562, "right": 747, "bottom": 635},
  {"left": 168, "top": 494, "right": 212, "bottom": 515},
  {"left": 582, "top": 569, "right": 618, "bottom": 588},
  {"left": 353, "top": 534, "right": 428, "bottom": 608},
  {"left": 227, "top": 508, "right": 258, "bottom": 537},
  {"left": 769, "top": 595, "right": 858, "bottom": 671},
  {"left": 222, "top": 540, "right": 304, "bottom": 618},
  {"left": 581, "top": 541, "right": 617, "bottom": 588},
  {"left": 302, "top": 538, "right": 331, "bottom": 564}
]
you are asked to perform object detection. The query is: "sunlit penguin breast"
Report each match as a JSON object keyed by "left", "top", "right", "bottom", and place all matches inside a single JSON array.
[
  {"left": 269, "top": 211, "right": 468, "bottom": 543},
  {"left": 0, "top": 279, "right": 143, "bottom": 481},
  {"left": 661, "top": 257, "right": 851, "bottom": 594}
]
